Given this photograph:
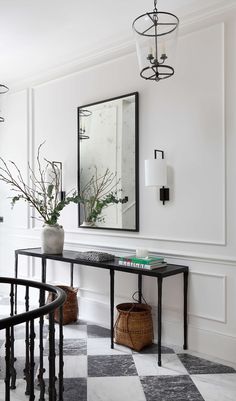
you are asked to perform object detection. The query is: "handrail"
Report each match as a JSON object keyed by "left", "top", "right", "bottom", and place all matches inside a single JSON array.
[
  {"left": 0, "top": 276, "right": 66, "bottom": 400},
  {"left": 0, "top": 276, "right": 66, "bottom": 329}
]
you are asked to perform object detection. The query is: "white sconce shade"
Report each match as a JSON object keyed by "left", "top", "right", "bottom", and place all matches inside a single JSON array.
[{"left": 145, "top": 158, "right": 167, "bottom": 187}]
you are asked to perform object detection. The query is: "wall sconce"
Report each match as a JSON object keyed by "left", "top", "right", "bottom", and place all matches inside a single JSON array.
[
  {"left": 145, "top": 149, "right": 169, "bottom": 205},
  {"left": 52, "top": 161, "right": 66, "bottom": 202}
]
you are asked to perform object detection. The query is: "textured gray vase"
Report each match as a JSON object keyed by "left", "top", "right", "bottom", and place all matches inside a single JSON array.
[{"left": 41, "top": 224, "right": 64, "bottom": 254}]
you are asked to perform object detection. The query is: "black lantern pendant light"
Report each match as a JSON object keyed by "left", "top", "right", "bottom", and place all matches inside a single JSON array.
[
  {"left": 0, "top": 84, "right": 9, "bottom": 122},
  {"left": 79, "top": 109, "right": 92, "bottom": 140},
  {"left": 132, "top": 0, "right": 179, "bottom": 82}
]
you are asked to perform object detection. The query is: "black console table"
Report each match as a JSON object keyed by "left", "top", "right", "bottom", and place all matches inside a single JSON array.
[{"left": 15, "top": 247, "right": 189, "bottom": 366}]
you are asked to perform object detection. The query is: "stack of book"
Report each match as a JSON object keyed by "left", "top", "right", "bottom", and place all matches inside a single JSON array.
[{"left": 119, "top": 255, "right": 167, "bottom": 270}]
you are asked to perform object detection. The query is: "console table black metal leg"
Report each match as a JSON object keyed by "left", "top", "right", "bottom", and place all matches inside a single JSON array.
[
  {"left": 157, "top": 277, "right": 163, "bottom": 367},
  {"left": 14, "top": 252, "right": 18, "bottom": 315},
  {"left": 110, "top": 269, "right": 115, "bottom": 349},
  {"left": 42, "top": 259, "right": 47, "bottom": 283},
  {"left": 183, "top": 270, "right": 188, "bottom": 350},
  {"left": 138, "top": 274, "right": 142, "bottom": 303},
  {"left": 70, "top": 263, "right": 74, "bottom": 287}
]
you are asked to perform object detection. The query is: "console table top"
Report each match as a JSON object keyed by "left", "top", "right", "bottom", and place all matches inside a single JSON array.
[{"left": 15, "top": 247, "right": 188, "bottom": 278}]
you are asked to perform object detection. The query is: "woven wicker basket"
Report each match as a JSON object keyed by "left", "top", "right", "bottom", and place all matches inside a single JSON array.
[
  {"left": 47, "top": 285, "right": 78, "bottom": 325},
  {"left": 114, "top": 303, "right": 153, "bottom": 351}
]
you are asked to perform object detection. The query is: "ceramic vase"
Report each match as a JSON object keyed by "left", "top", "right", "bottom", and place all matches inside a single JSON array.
[
  {"left": 81, "top": 221, "right": 95, "bottom": 227},
  {"left": 41, "top": 224, "right": 64, "bottom": 254}
]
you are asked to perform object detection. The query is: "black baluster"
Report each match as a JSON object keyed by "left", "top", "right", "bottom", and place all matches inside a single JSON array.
[
  {"left": 38, "top": 288, "right": 46, "bottom": 401},
  {"left": 9, "top": 284, "right": 16, "bottom": 389},
  {"left": 42, "top": 259, "right": 47, "bottom": 284},
  {"left": 5, "top": 327, "right": 11, "bottom": 401},
  {"left": 48, "top": 308, "right": 57, "bottom": 400},
  {"left": 58, "top": 305, "right": 64, "bottom": 401},
  {"left": 14, "top": 252, "right": 18, "bottom": 315},
  {"left": 29, "top": 319, "right": 35, "bottom": 401},
  {"left": 24, "top": 286, "right": 30, "bottom": 395}
]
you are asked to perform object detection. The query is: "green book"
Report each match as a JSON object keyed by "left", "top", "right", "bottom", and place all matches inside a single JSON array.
[{"left": 119, "top": 255, "right": 165, "bottom": 265}]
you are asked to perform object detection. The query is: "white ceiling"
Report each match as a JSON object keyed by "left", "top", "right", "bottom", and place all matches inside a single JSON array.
[{"left": 0, "top": 0, "right": 231, "bottom": 85}]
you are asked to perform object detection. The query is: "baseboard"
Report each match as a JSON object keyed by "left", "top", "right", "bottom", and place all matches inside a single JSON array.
[{"left": 78, "top": 295, "right": 236, "bottom": 364}]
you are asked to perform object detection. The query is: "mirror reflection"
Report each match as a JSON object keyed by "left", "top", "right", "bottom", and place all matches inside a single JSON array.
[{"left": 78, "top": 92, "right": 139, "bottom": 231}]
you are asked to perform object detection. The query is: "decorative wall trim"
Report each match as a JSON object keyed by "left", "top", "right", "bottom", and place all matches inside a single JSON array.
[
  {"left": 9, "top": 1, "right": 236, "bottom": 92},
  {"left": 6, "top": 229, "right": 236, "bottom": 266},
  {"left": 78, "top": 295, "right": 236, "bottom": 341},
  {"left": 64, "top": 228, "right": 227, "bottom": 246},
  {"left": 27, "top": 88, "right": 33, "bottom": 229},
  {"left": 180, "top": 0, "right": 236, "bottom": 33},
  {"left": 30, "top": 88, "right": 36, "bottom": 229},
  {"left": 189, "top": 272, "right": 226, "bottom": 323},
  {"left": 68, "top": 271, "right": 226, "bottom": 324},
  {"left": 64, "top": 240, "right": 236, "bottom": 266},
  {"left": 53, "top": 23, "right": 226, "bottom": 246},
  {"left": 14, "top": 24, "right": 227, "bottom": 245},
  {"left": 78, "top": 295, "right": 236, "bottom": 364},
  {"left": 222, "top": 22, "right": 226, "bottom": 246}
]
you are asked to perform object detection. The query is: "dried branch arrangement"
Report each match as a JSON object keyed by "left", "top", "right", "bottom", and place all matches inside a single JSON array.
[
  {"left": 0, "top": 143, "right": 80, "bottom": 225},
  {"left": 79, "top": 167, "right": 127, "bottom": 224}
]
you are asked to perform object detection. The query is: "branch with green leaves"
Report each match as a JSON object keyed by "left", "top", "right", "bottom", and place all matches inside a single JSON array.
[
  {"left": 80, "top": 167, "right": 128, "bottom": 224},
  {"left": 0, "top": 143, "right": 81, "bottom": 225}
]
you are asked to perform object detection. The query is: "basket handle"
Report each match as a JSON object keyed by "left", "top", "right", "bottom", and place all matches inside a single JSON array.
[
  {"left": 132, "top": 291, "right": 147, "bottom": 304},
  {"left": 114, "top": 305, "right": 135, "bottom": 349},
  {"left": 125, "top": 311, "right": 134, "bottom": 349},
  {"left": 114, "top": 303, "right": 135, "bottom": 330}
]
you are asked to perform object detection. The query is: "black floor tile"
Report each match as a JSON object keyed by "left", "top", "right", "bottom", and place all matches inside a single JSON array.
[
  {"left": 44, "top": 338, "right": 87, "bottom": 356},
  {"left": 141, "top": 375, "right": 205, "bottom": 401},
  {"left": 178, "top": 354, "right": 236, "bottom": 375},
  {"left": 88, "top": 355, "right": 138, "bottom": 377},
  {"left": 87, "top": 324, "right": 111, "bottom": 338},
  {"left": 134, "top": 343, "right": 175, "bottom": 354},
  {"left": 63, "top": 378, "right": 87, "bottom": 401}
]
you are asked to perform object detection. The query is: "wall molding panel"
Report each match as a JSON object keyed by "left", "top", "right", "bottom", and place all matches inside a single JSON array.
[
  {"left": 189, "top": 272, "right": 226, "bottom": 323},
  {"left": 1, "top": 11, "right": 236, "bottom": 367},
  {"left": 6, "top": 230, "right": 236, "bottom": 265},
  {"left": 78, "top": 295, "right": 236, "bottom": 364},
  {"left": 13, "top": 23, "right": 227, "bottom": 245},
  {"left": 9, "top": 1, "right": 236, "bottom": 92}
]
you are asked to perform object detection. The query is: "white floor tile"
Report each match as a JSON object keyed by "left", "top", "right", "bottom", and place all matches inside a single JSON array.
[
  {"left": 191, "top": 373, "right": 236, "bottom": 401},
  {"left": 0, "top": 339, "right": 42, "bottom": 357},
  {"left": 55, "top": 323, "right": 87, "bottom": 339},
  {"left": 0, "top": 380, "right": 40, "bottom": 401},
  {"left": 42, "top": 355, "right": 87, "bottom": 379},
  {"left": 88, "top": 376, "right": 146, "bottom": 401},
  {"left": 87, "top": 338, "right": 132, "bottom": 355},
  {"left": 133, "top": 353, "right": 188, "bottom": 376}
]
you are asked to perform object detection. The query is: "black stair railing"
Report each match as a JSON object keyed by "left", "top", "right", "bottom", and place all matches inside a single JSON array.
[{"left": 0, "top": 277, "right": 66, "bottom": 401}]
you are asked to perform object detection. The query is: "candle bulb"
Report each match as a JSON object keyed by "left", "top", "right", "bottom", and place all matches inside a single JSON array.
[
  {"left": 136, "top": 248, "right": 149, "bottom": 258},
  {"left": 162, "top": 42, "right": 166, "bottom": 54}
]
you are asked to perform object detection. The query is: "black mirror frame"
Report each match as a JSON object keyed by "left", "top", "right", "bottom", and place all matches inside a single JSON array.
[{"left": 77, "top": 91, "right": 139, "bottom": 232}]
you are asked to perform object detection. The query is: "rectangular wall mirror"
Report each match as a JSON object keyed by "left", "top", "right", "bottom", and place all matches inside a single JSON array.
[{"left": 77, "top": 92, "right": 139, "bottom": 231}]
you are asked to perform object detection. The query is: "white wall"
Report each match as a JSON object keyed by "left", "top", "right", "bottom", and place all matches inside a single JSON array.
[{"left": 0, "top": 10, "right": 236, "bottom": 364}]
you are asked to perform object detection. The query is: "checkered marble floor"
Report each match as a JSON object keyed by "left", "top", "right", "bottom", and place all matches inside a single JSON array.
[{"left": 0, "top": 297, "right": 236, "bottom": 401}]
